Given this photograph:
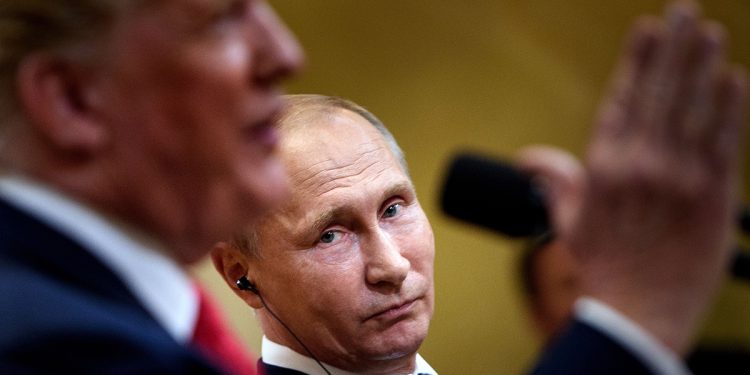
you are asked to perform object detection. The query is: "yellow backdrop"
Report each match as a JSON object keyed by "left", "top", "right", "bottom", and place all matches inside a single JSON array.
[{"left": 195, "top": 1, "right": 750, "bottom": 373}]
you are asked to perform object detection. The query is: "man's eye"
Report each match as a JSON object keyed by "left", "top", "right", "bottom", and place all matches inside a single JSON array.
[
  {"left": 383, "top": 203, "right": 401, "bottom": 218},
  {"left": 320, "top": 230, "right": 342, "bottom": 244}
]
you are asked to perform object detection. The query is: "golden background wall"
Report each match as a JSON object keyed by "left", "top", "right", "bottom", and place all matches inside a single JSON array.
[{"left": 195, "top": 1, "right": 750, "bottom": 374}]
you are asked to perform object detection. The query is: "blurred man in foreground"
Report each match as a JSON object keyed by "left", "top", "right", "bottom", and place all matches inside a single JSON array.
[{"left": 0, "top": 1, "right": 303, "bottom": 373}]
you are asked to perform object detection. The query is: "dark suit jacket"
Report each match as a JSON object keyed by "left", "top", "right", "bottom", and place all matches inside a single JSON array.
[
  {"left": 258, "top": 360, "right": 308, "bottom": 375},
  {"left": 530, "top": 319, "right": 655, "bottom": 374},
  {"left": 0, "top": 198, "right": 222, "bottom": 374},
  {"left": 687, "top": 344, "right": 750, "bottom": 375}
]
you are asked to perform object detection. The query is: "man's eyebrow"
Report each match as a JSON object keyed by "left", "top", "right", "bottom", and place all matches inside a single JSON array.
[
  {"left": 309, "top": 206, "right": 351, "bottom": 235},
  {"left": 379, "top": 180, "right": 416, "bottom": 204},
  {"left": 306, "top": 181, "right": 415, "bottom": 234}
]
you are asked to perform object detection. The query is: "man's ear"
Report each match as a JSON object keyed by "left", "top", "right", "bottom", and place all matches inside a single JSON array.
[
  {"left": 16, "top": 53, "right": 108, "bottom": 154},
  {"left": 210, "top": 241, "right": 263, "bottom": 309}
]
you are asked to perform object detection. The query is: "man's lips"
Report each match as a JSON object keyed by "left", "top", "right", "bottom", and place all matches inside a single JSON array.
[
  {"left": 365, "top": 297, "right": 419, "bottom": 322},
  {"left": 241, "top": 93, "right": 284, "bottom": 144},
  {"left": 244, "top": 120, "right": 280, "bottom": 148},
  {"left": 243, "top": 104, "right": 282, "bottom": 149}
]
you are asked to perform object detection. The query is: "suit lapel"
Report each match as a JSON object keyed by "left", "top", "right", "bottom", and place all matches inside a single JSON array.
[
  {"left": 0, "top": 198, "right": 146, "bottom": 313},
  {"left": 258, "top": 359, "right": 310, "bottom": 375}
]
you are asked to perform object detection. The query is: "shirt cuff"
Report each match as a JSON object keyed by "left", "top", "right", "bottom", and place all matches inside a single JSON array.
[{"left": 574, "top": 297, "right": 691, "bottom": 375}]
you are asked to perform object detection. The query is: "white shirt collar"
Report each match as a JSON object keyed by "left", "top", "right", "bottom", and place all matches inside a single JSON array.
[
  {"left": 575, "top": 297, "right": 690, "bottom": 375},
  {"left": 261, "top": 336, "right": 438, "bottom": 375},
  {"left": 0, "top": 175, "right": 198, "bottom": 343}
]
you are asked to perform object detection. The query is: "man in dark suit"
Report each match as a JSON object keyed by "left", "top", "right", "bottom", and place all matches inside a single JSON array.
[
  {"left": 212, "top": 95, "right": 439, "bottom": 375},
  {"left": 0, "top": 0, "right": 303, "bottom": 373}
]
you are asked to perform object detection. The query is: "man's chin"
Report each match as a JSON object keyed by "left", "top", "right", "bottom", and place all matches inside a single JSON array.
[{"left": 361, "top": 330, "right": 427, "bottom": 361}]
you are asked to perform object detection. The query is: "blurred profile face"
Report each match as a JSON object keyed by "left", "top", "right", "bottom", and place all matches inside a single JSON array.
[
  {"left": 90, "top": 0, "right": 303, "bottom": 262},
  {"left": 530, "top": 240, "right": 580, "bottom": 340},
  {"left": 249, "top": 109, "right": 435, "bottom": 371}
]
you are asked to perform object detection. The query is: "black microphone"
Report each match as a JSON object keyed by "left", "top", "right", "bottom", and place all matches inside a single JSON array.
[
  {"left": 440, "top": 152, "right": 548, "bottom": 237},
  {"left": 740, "top": 207, "right": 750, "bottom": 234},
  {"left": 439, "top": 151, "right": 750, "bottom": 281}
]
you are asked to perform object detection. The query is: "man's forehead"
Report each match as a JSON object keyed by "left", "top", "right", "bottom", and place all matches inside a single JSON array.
[
  {"left": 269, "top": 106, "right": 413, "bottom": 215},
  {"left": 281, "top": 110, "right": 398, "bottom": 185},
  {"left": 288, "top": 145, "right": 402, "bottom": 206},
  {"left": 282, "top": 134, "right": 406, "bottom": 200}
]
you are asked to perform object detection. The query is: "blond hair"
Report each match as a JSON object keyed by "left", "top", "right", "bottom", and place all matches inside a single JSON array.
[{"left": 0, "top": 1, "right": 138, "bottom": 119}]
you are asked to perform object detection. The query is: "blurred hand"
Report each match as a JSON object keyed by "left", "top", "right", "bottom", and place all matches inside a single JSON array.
[{"left": 518, "top": 0, "right": 747, "bottom": 354}]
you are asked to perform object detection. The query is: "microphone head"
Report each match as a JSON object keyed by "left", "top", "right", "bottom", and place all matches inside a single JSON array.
[
  {"left": 439, "top": 152, "right": 549, "bottom": 237},
  {"left": 739, "top": 207, "right": 750, "bottom": 234}
]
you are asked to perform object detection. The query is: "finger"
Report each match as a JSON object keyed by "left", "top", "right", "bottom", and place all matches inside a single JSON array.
[
  {"left": 515, "top": 145, "right": 584, "bottom": 186},
  {"left": 635, "top": 0, "right": 700, "bottom": 141},
  {"left": 515, "top": 145, "right": 585, "bottom": 236},
  {"left": 678, "top": 22, "right": 726, "bottom": 147},
  {"left": 593, "top": 16, "right": 661, "bottom": 141},
  {"left": 709, "top": 66, "right": 748, "bottom": 175}
]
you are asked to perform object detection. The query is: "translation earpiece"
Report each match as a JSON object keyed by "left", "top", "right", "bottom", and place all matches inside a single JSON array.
[
  {"left": 235, "top": 276, "right": 329, "bottom": 374},
  {"left": 235, "top": 276, "right": 259, "bottom": 295}
]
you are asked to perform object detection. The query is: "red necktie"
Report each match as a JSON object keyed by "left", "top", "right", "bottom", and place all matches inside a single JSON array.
[{"left": 192, "top": 282, "right": 258, "bottom": 375}]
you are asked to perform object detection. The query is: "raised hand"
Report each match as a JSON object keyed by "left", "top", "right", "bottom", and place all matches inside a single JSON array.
[{"left": 567, "top": 0, "right": 746, "bottom": 354}]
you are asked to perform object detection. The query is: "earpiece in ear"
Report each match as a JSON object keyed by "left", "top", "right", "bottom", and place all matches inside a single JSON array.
[
  {"left": 235, "top": 276, "right": 329, "bottom": 374},
  {"left": 236, "top": 276, "right": 259, "bottom": 295}
]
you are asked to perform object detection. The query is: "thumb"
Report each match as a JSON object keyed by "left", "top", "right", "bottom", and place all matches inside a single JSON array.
[{"left": 514, "top": 145, "right": 585, "bottom": 238}]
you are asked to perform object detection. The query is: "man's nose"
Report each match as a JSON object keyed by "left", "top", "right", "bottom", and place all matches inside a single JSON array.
[
  {"left": 249, "top": 1, "right": 305, "bottom": 84},
  {"left": 365, "top": 230, "right": 410, "bottom": 290}
]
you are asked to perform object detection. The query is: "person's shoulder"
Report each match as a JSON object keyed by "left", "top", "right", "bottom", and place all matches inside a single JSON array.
[
  {"left": 0, "top": 218, "right": 219, "bottom": 373},
  {"left": 687, "top": 344, "right": 750, "bottom": 375},
  {"left": 0, "top": 336, "right": 220, "bottom": 375},
  {"left": 528, "top": 319, "right": 654, "bottom": 375},
  {"left": 0, "top": 275, "right": 218, "bottom": 374},
  {"left": 258, "top": 359, "right": 309, "bottom": 375}
]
